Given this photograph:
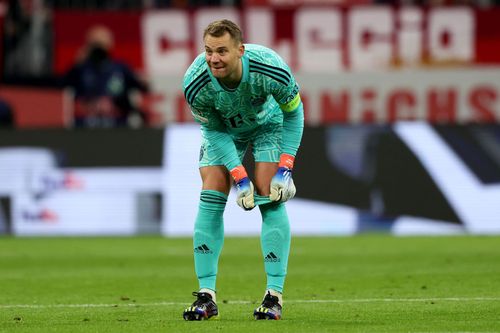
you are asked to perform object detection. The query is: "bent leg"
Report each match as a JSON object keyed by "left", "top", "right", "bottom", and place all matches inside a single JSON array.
[
  {"left": 259, "top": 201, "right": 291, "bottom": 293},
  {"left": 255, "top": 162, "right": 291, "bottom": 293},
  {"left": 253, "top": 162, "right": 277, "bottom": 206},
  {"left": 254, "top": 162, "right": 278, "bottom": 196},
  {"left": 194, "top": 166, "right": 231, "bottom": 292}
]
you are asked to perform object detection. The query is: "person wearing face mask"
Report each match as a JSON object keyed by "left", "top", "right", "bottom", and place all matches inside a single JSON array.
[{"left": 63, "top": 25, "right": 149, "bottom": 128}]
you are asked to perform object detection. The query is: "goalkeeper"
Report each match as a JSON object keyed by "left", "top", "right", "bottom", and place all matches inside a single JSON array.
[{"left": 182, "top": 19, "right": 304, "bottom": 321}]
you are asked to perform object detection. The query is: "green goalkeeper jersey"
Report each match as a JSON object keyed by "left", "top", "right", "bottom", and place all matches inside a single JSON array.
[{"left": 183, "top": 43, "right": 304, "bottom": 170}]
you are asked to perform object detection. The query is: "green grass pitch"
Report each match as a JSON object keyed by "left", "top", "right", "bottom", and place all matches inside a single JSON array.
[{"left": 1, "top": 235, "right": 500, "bottom": 332}]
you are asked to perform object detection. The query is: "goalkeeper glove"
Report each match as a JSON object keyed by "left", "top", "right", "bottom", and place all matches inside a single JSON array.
[
  {"left": 230, "top": 165, "right": 255, "bottom": 211},
  {"left": 270, "top": 154, "right": 296, "bottom": 203}
]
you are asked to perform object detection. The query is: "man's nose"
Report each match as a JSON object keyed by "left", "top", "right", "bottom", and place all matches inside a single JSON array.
[{"left": 210, "top": 53, "right": 220, "bottom": 62}]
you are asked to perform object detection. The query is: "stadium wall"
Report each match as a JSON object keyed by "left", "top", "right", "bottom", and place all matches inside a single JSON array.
[
  {"left": 0, "top": 129, "right": 164, "bottom": 235},
  {"left": 1, "top": 125, "right": 499, "bottom": 236}
]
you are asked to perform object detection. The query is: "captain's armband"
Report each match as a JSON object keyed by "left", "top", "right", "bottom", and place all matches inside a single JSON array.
[{"left": 279, "top": 93, "right": 301, "bottom": 113}]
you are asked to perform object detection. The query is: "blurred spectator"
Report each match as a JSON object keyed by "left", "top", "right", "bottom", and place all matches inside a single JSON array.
[
  {"left": 374, "top": 0, "right": 498, "bottom": 5},
  {"left": 2, "top": 0, "right": 53, "bottom": 81},
  {"left": 50, "top": 0, "right": 144, "bottom": 10},
  {"left": 0, "top": 98, "right": 14, "bottom": 129},
  {"left": 63, "top": 25, "right": 149, "bottom": 128},
  {"left": 149, "top": 0, "right": 240, "bottom": 8}
]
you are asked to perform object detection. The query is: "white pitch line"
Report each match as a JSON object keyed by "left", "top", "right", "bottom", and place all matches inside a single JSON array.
[{"left": 1, "top": 297, "right": 499, "bottom": 309}]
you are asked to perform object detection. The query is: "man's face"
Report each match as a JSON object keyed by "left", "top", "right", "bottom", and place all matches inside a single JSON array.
[{"left": 204, "top": 32, "right": 244, "bottom": 81}]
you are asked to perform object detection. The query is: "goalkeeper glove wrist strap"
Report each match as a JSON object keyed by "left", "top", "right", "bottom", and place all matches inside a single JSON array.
[
  {"left": 279, "top": 154, "right": 295, "bottom": 169},
  {"left": 230, "top": 165, "right": 248, "bottom": 182}
]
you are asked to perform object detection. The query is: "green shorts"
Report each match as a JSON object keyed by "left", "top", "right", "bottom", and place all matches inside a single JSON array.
[{"left": 199, "top": 122, "right": 282, "bottom": 167}]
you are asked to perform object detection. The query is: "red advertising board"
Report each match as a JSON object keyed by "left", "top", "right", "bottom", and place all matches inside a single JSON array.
[
  {"left": 243, "top": 0, "right": 370, "bottom": 5},
  {"left": 52, "top": 6, "right": 500, "bottom": 75},
  {"left": 475, "top": 8, "right": 500, "bottom": 64}
]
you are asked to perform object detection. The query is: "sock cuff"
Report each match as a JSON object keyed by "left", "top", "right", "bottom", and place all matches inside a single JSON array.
[
  {"left": 259, "top": 200, "right": 286, "bottom": 214},
  {"left": 254, "top": 194, "right": 272, "bottom": 206},
  {"left": 201, "top": 190, "right": 228, "bottom": 200},
  {"left": 200, "top": 190, "right": 228, "bottom": 210}
]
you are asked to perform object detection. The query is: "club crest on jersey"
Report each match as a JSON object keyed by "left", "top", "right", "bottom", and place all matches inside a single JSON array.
[
  {"left": 199, "top": 146, "right": 204, "bottom": 161},
  {"left": 251, "top": 96, "right": 266, "bottom": 106},
  {"left": 190, "top": 107, "right": 208, "bottom": 123}
]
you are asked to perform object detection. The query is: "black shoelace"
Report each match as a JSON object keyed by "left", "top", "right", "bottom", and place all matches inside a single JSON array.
[
  {"left": 192, "top": 292, "right": 212, "bottom": 307},
  {"left": 262, "top": 292, "right": 279, "bottom": 308}
]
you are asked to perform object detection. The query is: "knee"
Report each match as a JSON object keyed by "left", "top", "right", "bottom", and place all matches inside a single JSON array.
[
  {"left": 201, "top": 166, "right": 232, "bottom": 194},
  {"left": 255, "top": 182, "right": 271, "bottom": 196}
]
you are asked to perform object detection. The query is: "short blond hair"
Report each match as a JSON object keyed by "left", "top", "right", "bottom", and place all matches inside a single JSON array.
[{"left": 203, "top": 19, "right": 243, "bottom": 45}]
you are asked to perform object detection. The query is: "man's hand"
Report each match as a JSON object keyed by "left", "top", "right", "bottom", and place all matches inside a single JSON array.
[
  {"left": 230, "top": 165, "right": 255, "bottom": 211},
  {"left": 234, "top": 177, "right": 255, "bottom": 210},
  {"left": 270, "top": 154, "right": 296, "bottom": 203}
]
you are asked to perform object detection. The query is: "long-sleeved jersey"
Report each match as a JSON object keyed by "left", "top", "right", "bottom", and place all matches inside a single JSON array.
[{"left": 183, "top": 43, "right": 304, "bottom": 170}]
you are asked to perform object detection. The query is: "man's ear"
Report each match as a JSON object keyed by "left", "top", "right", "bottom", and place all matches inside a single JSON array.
[{"left": 238, "top": 44, "right": 245, "bottom": 58}]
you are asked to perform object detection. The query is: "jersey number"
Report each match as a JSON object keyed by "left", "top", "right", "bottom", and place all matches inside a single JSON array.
[{"left": 227, "top": 114, "right": 243, "bottom": 128}]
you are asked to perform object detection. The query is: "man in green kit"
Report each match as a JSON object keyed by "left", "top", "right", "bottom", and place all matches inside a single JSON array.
[{"left": 182, "top": 19, "right": 304, "bottom": 321}]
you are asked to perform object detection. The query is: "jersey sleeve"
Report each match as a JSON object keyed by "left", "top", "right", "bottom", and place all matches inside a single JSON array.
[{"left": 266, "top": 55, "right": 304, "bottom": 159}]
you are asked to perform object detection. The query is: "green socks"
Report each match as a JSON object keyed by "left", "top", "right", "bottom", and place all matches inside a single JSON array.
[
  {"left": 259, "top": 201, "right": 291, "bottom": 293},
  {"left": 194, "top": 191, "right": 290, "bottom": 294},
  {"left": 193, "top": 190, "right": 227, "bottom": 291}
]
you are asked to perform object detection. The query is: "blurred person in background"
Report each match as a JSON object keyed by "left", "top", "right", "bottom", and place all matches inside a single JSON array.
[
  {"left": 50, "top": 0, "right": 144, "bottom": 9},
  {"left": 373, "top": 0, "right": 498, "bottom": 6},
  {"left": 63, "top": 25, "right": 149, "bottom": 128},
  {"left": 2, "top": 0, "right": 52, "bottom": 82},
  {"left": 150, "top": 0, "right": 240, "bottom": 8},
  {"left": 182, "top": 19, "right": 304, "bottom": 321},
  {"left": 0, "top": 98, "right": 14, "bottom": 129}
]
